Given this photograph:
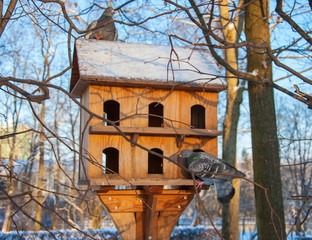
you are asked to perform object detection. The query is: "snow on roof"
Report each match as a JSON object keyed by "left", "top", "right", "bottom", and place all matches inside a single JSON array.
[{"left": 70, "top": 39, "right": 226, "bottom": 96}]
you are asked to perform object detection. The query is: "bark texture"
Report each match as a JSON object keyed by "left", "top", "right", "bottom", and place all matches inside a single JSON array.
[
  {"left": 34, "top": 103, "right": 45, "bottom": 231},
  {"left": 245, "top": 0, "right": 286, "bottom": 239},
  {"left": 219, "top": 1, "right": 244, "bottom": 239}
]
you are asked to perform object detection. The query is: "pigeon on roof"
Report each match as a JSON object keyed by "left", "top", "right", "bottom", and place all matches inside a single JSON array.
[
  {"left": 180, "top": 149, "right": 246, "bottom": 203},
  {"left": 85, "top": 7, "right": 118, "bottom": 41}
]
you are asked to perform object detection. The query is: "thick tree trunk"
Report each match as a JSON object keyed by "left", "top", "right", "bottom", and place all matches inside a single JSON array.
[
  {"left": 245, "top": 0, "right": 286, "bottom": 239},
  {"left": 219, "top": 1, "right": 244, "bottom": 239}
]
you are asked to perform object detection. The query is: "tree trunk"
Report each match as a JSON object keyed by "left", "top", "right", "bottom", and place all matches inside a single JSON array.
[
  {"left": 91, "top": 203, "right": 103, "bottom": 229},
  {"left": 245, "top": 0, "right": 286, "bottom": 239},
  {"left": 34, "top": 102, "right": 45, "bottom": 231},
  {"left": 219, "top": 1, "right": 244, "bottom": 239},
  {"left": 2, "top": 139, "right": 16, "bottom": 232},
  {"left": 52, "top": 159, "right": 60, "bottom": 230},
  {"left": 2, "top": 92, "right": 21, "bottom": 232}
]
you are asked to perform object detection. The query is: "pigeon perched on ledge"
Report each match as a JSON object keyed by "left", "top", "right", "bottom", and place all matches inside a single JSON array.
[
  {"left": 180, "top": 149, "right": 246, "bottom": 204},
  {"left": 85, "top": 7, "right": 118, "bottom": 41}
]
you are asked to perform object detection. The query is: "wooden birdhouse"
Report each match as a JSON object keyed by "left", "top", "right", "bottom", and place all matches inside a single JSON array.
[{"left": 70, "top": 39, "right": 226, "bottom": 240}]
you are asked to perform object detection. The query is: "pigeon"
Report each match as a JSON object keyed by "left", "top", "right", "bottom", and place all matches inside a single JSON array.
[
  {"left": 85, "top": 7, "right": 118, "bottom": 41},
  {"left": 180, "top": 149, "right": 246, "bottom": 204}
]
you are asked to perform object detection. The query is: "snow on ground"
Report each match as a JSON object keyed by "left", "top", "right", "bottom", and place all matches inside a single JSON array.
[
  {"left": 0, "top": 228, "right": 119, "bottom": 240},
  {"left": 0, "top": 227, "right": 311, "bottom": 240}
]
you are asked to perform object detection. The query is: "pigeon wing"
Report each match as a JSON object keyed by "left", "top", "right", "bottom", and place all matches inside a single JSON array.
[
  {"left": 215, "top": 159, "right": 246, "bottom": 179},
  {"left": 197, "top": 152, "right": 246, "bottom": 180},
  {"left": 89, "top": 15, "right": 117, "bottom": 40},
  {"left": 85, "top": 20, "right": 97, "bottom": 39},
  {"left": 188, "top": 156, "right": 216, "bottom": 179}
]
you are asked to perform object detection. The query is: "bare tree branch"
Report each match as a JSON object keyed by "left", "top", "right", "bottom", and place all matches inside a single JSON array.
[
  {"left": 275, "top": 0, "right": 312, "bottom": 46},
  {"left": 0, "top": 0, "right": 18, "bottom": 37}
]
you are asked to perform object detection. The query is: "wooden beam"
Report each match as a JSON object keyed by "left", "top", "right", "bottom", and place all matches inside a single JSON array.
[
  {"left": 89, "top": 178, "right": 196, "bottom": 187},
  {"left": 70, "top": 75, "right": 227, "bottom": 97},
  {"left": 135, "top": 212, "right": 144, "bottom": 240},
  {"left": 158, "top": 211, "right": 184, "bottom": 239},
  {"left": 154, "top": 194, "right": 192, "bottom": 212},
  {"left": 82, "top": 77, "right": 226, "bottom": 92},
  {"left": 99, "top": 194, "right": 144, "bottom": 213},
  {"left": 109, "top": 212, "right": 137, "bottom": 239},
  {"left": 145, "top": 190, "right": 159, "bottom": 240},
  {"left": 97, "top": 189, "right": 194, "bottom": 195},
  {"left": 89, "top": 125, "right": 222, "bottom": 137}
]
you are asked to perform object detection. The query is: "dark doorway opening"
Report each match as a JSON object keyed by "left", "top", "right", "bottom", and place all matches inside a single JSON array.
[
  {"left": 148, "top": 102, "right": 164, "bottom": 127},
  {"left": 191, "top": 105, "right": 205, "bottom": 129},
  {"left": 102, "top": 147, "right": 119, "bottom": 174},
  {"left": 148, "top": 148, "right": 163, "bottom": 174},
  {"left": 104, "top": 100, "right": 120, "bottom": 126}
]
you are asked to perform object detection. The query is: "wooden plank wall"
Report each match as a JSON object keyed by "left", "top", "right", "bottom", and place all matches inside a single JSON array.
[
  {"left": 79, "top": 87, "right": 90, "bottom": 181},
  {"left": 82, "top": 85, "right": 218, "bottom": 182},
  {"left": 87, "top": 86, "right": 217, "bottom": 129}
]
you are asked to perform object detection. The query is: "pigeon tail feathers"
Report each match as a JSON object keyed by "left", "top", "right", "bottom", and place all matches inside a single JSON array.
[{"left": 215, "top": 180, "right": 235, "bottom": 204}]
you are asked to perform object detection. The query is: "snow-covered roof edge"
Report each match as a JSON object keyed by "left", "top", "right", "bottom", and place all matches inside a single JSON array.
[{"left": 70, "top": 39, "right": 226, "bottom": 97}]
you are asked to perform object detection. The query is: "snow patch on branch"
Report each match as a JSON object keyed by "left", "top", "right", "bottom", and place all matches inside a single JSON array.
[{"left": 250, "top": 69, "right": 259, "bottom": 76}]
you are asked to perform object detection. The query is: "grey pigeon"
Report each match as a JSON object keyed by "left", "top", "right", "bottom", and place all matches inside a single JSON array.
[
  {"left": 180, "top": 149, "right": 246, "bottom": 204},
  {"left": 85, "top": 7, "right": 118, "bottom": 41}
]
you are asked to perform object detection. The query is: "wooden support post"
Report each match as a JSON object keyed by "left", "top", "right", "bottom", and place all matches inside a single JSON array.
[
  {"left": 130, "top": 133, "right": 139, "bottom": 147},
  {"left": 135, "top": 212, "right": 144, "bottom": 240},
  {"left": 110, "top": 212, "right": 137, "bottom": 239},
  {"left": 158, "top": 212, "right": 184, "bottom": 239},
  {"left": 175, "top": 135, "right": 185, "bottom": 148},
  {"left": 97, "top": 188, "right": 194, "bottom": 240}
]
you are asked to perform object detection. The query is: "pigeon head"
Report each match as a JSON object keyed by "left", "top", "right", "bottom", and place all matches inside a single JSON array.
[
  {"left": 180, "top": 149, "right": 198, "bottom": 166},
  {"left": 180, "top": 149, "right": 193, "bottom": 158},
  {"left": 101, "top": 7, "right": 115, "bottom": 17}
]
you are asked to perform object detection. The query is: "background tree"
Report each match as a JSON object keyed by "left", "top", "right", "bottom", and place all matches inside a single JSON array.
[
  {"left": 245, "top": 0, "right": 286, "bottom": 239},
  {"left": 277, "top": 99, "right": 312, "bottom": 237},
  {"left": 219, "top": 1, "right": 245, "bottom": 239}
]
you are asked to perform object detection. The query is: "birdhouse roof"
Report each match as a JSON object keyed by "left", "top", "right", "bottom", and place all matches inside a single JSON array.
[{"left": 70, "top": 39, "right": 226, "bottom": 97}]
